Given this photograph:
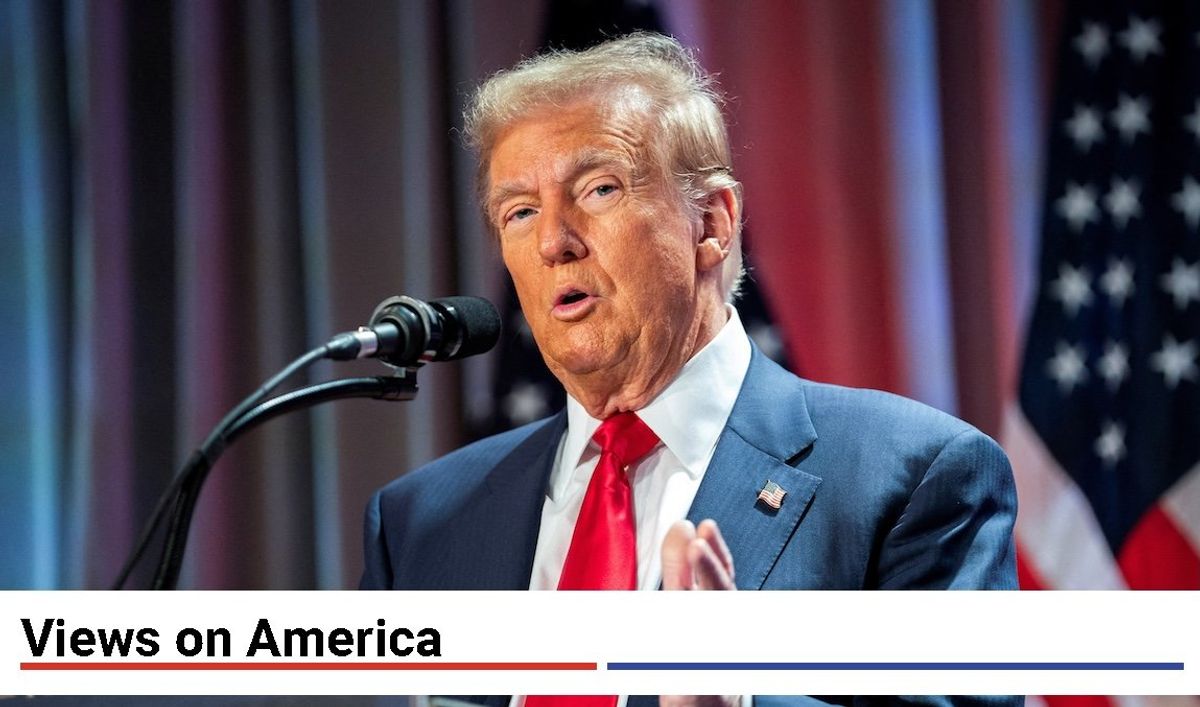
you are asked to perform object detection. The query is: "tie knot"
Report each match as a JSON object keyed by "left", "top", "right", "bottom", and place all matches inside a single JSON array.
[{"left": 592, "top": 412, "right": 660, "bottom": 467}]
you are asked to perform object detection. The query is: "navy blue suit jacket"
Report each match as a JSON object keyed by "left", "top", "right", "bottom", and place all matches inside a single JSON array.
[
  {"left": 362, "top": 346, "right": 1017, "bottom": 591},
  {"left": 361, "top": 346, "right": 1020, "bottom": 706}
]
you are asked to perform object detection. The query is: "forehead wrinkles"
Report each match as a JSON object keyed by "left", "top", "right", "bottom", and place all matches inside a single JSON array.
[
  {"left": 487, "top": 122, "right": 650, "bottom": 216},
  {"left": 562, "top": 142, "right": 640, "bottom": 182}
]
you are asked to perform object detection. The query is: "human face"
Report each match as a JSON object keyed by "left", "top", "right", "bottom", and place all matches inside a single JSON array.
[{"left": 487, "top": 98, "right": 724, "bottom": 414}]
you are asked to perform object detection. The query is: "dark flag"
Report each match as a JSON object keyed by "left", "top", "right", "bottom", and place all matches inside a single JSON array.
[{"left": 1010, "top": 0, "right": 1200, "bottom": 594}]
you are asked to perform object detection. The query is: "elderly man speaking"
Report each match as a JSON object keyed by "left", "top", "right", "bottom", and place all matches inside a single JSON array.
[{"left": 361, "top": 27, "right": 1017, "bottom": 620}]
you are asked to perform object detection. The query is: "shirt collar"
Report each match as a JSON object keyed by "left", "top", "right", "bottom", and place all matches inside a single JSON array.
[{"left": 552, "top": 305, "right": 752, "bottom": 500}]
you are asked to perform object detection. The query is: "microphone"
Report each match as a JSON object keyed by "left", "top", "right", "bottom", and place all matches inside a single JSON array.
[{"left": 327, "top": 295, "right": 501, "bottom": 367}]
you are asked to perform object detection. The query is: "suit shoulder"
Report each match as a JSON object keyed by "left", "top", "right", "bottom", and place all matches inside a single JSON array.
[
  {"left": 800, "top": 378, "right": 978, "bottom": 444},
  {"left": 797, "top": 378, "right": 1011, "bottom": 474}
]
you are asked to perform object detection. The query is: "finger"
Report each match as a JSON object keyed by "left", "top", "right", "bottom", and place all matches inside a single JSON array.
[
  {"left": 687, "top": 537, "right": 736, "bottom": 590},
  {"left": 660, "top": 520, "right": 697, "bottom": 590},
  {"left": 696, "top": 519, "right": 735, "bottom": 581}
]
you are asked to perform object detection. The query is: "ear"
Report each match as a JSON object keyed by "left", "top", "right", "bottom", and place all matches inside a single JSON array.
[{"left": 695, "top": 186, "right": 738, "bottom": 273}]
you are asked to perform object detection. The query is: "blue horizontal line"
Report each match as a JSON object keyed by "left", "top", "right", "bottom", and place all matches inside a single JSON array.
[{"left": 607, "top": 662, "right": 1184, "bottom": 671}]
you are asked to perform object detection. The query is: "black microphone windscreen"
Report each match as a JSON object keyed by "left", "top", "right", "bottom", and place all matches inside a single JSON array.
[{"left": 432, "top": 296, "right": 502, "bottom": 360}]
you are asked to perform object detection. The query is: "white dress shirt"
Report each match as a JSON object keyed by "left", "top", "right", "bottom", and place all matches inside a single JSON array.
[
  {"left": 511, "top": 307, "right": 751, "bottom": 707},
  {"left": 528, "top": 306, "right": 752, "bottom": 591}
]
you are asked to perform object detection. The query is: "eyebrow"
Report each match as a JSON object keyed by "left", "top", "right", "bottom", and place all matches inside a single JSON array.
[
  {"left": 564, "top": 146, "right": 636, "bottom": 182},
  {"left": 486, "top": 183, "right": 534, "bottom": 221}
]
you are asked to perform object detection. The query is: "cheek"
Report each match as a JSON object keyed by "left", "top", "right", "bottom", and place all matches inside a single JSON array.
[
  {"left": 629, "top": 236, "right": 696, "bottom": 293},
  {"left": 610, "top": 210, "right": 695, "bottom": 273},
  {"left": 502, "top": 252, "right": 544, "bottom": 316},
  {"left": 501, "top": 243, "right": 536, "bottom": 284}
]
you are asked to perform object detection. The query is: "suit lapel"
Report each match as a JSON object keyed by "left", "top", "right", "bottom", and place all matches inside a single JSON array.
[
  {"left": 686, "top": 346, "right": 822, "bottom": 589},
  {"left": 454, "top": 346, "right": 820, "bottom": 590},
  {"left": 445, "top": 412, "right": 565, "bottom": 589}
]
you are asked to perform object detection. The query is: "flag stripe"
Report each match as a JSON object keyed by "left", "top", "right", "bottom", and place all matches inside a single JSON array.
[
  {"left": 1119, "top": 502, "right": 1200, "bottom": 590},
  {"left": 1162, "top": 464, "right": 1200, "bottom": 554},
  {"left": 1002, "top": 404, "right": 1126, "bottom": 589},
  {"left": 1015, "top": 547, "right": 1048, "bottom": 591},
  {"left": 1043, "top": 698, "right": 1114, "bottom": 707}
]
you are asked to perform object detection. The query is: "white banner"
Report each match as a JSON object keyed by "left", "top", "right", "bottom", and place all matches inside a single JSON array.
[{"left": 0, "top": 591, "right": 1195, "bottom": 696}]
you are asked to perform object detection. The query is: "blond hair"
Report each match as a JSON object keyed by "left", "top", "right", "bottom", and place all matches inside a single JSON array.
[{"left": 463, "top": 32, "right": 745, "bottom": 300}]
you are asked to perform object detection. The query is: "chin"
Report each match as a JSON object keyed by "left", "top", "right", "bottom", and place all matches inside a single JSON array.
[
  {"left": 549, "top": 336, "right": 633, "bottom": 378},
  {"left": 547, "top": 350, "right": 607, "bottom": 377},
  {"left": 537, "top": 327, "right": 612, "bottom": 370}
]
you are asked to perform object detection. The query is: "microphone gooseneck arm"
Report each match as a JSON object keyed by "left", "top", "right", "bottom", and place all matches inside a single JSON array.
[
  {"left": 111, "top": 294, "right": 501, "bottom": 591},
  {"left": 226, "top": 376, "right": 417, "bottom": 444},
  {"left": 149, "top": 375, "right": 417, "bottom": 591},
  {"left": 111, "top": 343, "right": 333, "bottom": 591}
]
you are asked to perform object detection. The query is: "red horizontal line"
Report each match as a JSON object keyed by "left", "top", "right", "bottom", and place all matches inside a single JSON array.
[{"left": 22, "top": 662, "right": 595, "bottom": 671}]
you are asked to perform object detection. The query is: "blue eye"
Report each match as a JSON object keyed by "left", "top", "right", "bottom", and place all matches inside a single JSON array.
[
  {"left": 593, "top": 184, "right": 617, "bottom": 197},
  {"left": 509, "top": 207, "right": 536, "bottom": 222}
]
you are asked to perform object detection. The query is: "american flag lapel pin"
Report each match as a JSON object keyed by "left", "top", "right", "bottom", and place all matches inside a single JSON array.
[{"left": 757, "top": 480, "right": 786, "bottom": 510}]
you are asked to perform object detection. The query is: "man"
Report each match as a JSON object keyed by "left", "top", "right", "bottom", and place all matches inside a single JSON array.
[{"left": 361, "top": 32, "right": 1018, "bottom": 706}]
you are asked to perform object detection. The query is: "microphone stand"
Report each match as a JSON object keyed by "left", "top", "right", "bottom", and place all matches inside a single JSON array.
[
  {"left": 112, "top": 345, "right": 417, "bottom": 590},
  {"left": 112, "top": 293, "right": 501, "bottom": 591},
  {"left": 150, "top": 375, "right": 417, "bottom": 590}
]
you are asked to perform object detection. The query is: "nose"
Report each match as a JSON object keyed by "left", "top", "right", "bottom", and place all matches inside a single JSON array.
[{"left": 537, "top": 202, "right": 588, "bottom": 265}]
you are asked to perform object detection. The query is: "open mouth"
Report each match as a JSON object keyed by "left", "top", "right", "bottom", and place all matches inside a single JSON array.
[
  {"left": 558, "top": 290, "right": 588, "bottom": 306},
  {"left": 552, "top": 287, "right": 596, "bottom": 319}
]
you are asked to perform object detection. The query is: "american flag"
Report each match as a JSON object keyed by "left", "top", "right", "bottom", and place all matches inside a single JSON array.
[
  {"left": 1006, "top": 0, "right": 1200, "bottom": 603},
  {"left": 756, "top": 481, "right": 787, "bottom": 511}
]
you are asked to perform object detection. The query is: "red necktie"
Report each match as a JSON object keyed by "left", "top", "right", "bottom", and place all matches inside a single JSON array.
[
  {"left": 526, "top": 413, "right": 659, "bottom": 707},
  {"left": 558, "top": 411, "right": 660, "bottom": 590}
]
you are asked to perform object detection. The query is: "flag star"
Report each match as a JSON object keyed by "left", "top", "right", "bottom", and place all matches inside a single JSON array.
[
  {"left": 1074, "top": 21, "right": 1110, "bottom": 68},
  {"left": 1109, "top": 94, "right": 1151, "bottom": 142},
  {"left": 1185, "top": 100, "right": 1200, "bottom": 144},
  {"left": 1056, "top": 182, "right": 1100, "bottom": 232},
  {"left": 1098, "top": 340, "right": 1130, "bottom": 390},
  {"left": 1064, "top": 105, "right": 1105, "bottom": 152},
  {"left": 1100, "top": 257, "right": 1135, "bottom": 306},
  {"left": 1104, "top": 177, "right": 1141, "bottom": 229},
  {"left": 1160, "top": 258, "right": 1200, "bottom": 309},
  {"left": 1150, "top": 335, "right": 1198, "bottom": 389},
  {"left": 1118, "top": 15, "right": 1163, "bottom": 62},
  {"left": 502, "top": 381, "right": 549, "bottom": 424},
  {"left": 1094, "top": 420, "right": 1127, "bottom": 468},
  {"left": 1172, "top": 176, "right": 1200, "bottom": 230},
  {"left": 747, "top": 322, "right": 785, "bottom": 363},
  {"left": 1047, "top": 341, "right": 1089, "bottom": 393},
  {"left": 1050, "top": 263, "right": 1093, "bottom": 316}
]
